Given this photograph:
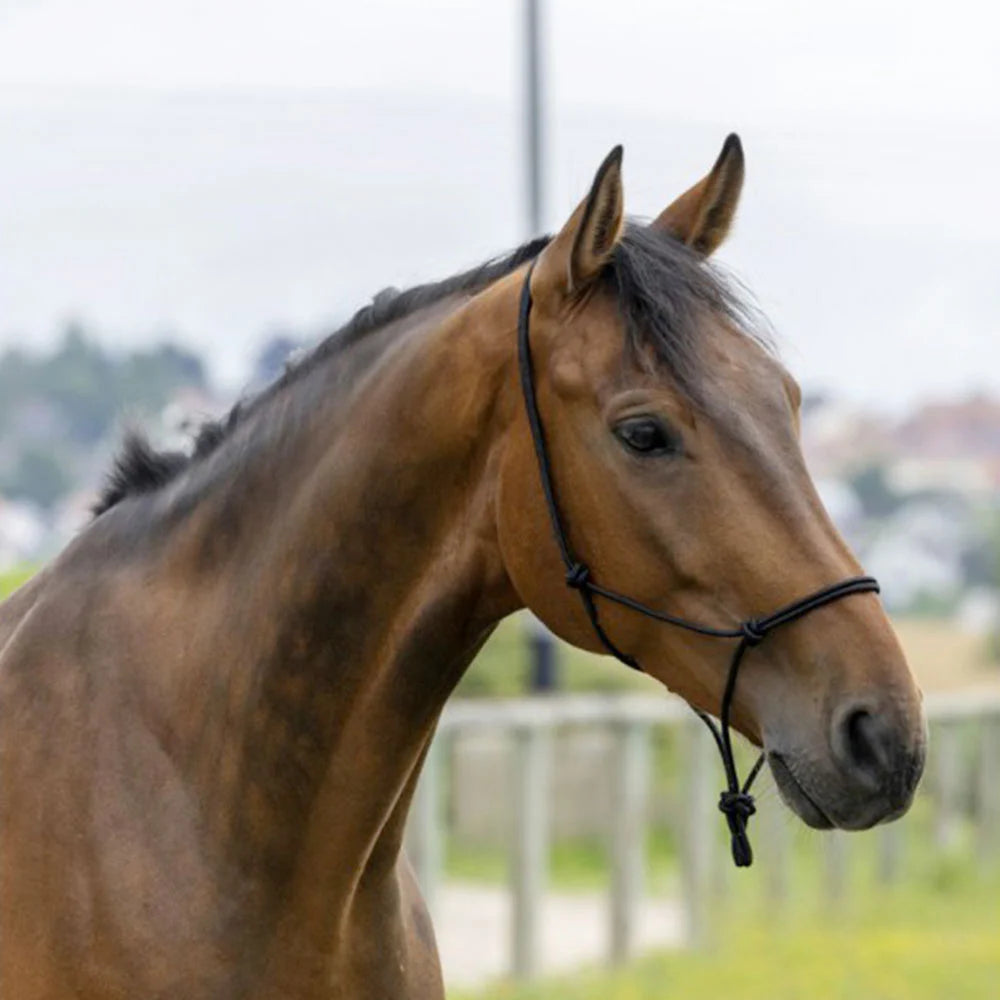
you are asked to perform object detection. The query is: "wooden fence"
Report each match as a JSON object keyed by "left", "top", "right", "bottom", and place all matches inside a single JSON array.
[{"left": 405, "top": 689, "right": 1000, "bottom": 982}]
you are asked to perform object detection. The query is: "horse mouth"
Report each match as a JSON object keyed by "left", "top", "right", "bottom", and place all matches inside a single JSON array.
[{"left": 768, "top": 752, "right": 835, "bottom": 830}]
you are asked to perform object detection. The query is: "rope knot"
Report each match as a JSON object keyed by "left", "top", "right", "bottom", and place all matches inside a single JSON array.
[
  {"left": 719, "top": 790, "right": 756, "bottom": 821},
  {"left": 740, "top": 618, "right": 766, "bottom": 646},
  {"left": 718, "top": 790, "right": 757, "bottom": 867},
  {"left": 565, "top": 562, "right": 591, "bottom": 590}
]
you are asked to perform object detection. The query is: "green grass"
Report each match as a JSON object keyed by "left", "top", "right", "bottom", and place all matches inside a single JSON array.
[
  {"left": 0, "top": 564, "right": 36, "bottom": 598},
  {"left": 446, "top": 828, "right": 681, "bottom": 893},
  {"left": 451, "top": 801, "right": 999, "bottom": 998},
  {"left": 456, "top": 612, "right": 660, "bottom": 698},
  {"left": 459, "top": 859, "right": 1000, "bottom": 1000}
]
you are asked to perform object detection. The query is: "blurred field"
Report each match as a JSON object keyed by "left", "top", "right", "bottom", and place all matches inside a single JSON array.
[
  {"left": 457, "top": 863, "right": 1000, "bottom": 1000},
  {"left": 451, "top": 615, "right": 999, "bottom": 995},
  {"left": 0, "top": 565, "right": 36, "bottom": 599},
  {"left": 455, "top": 807, "right": 1000, "bottom": 1000},
  {"left": 894, "top": 618, "right": 999, "bottom": 691}
]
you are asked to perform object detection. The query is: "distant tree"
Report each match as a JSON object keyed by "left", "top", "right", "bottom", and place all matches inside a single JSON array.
[
  {"left": 963, "top": 538, "right": 999, "bottom": 589},
  {"left": 119, "top": 342, "right": 206, "bottom": 409},
  {"left": 0, "top": 324, "right": 213, "bottom": 509},
  {"left": 47, "top": 325, "right": 118, "bottom": 443},
  {"left": 0, "top": 325, "right": 210, "bottom": 446},
  {"left": 849, "top": 464, "right": 903, "bottom": 519},
  {"left": 1, "top": 447, "right": 72, "bottom": 510}
]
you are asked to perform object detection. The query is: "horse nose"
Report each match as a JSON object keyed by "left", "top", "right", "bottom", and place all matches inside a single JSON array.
[{"left": 831, "top": 703, "right": 923, "bottom": 804}]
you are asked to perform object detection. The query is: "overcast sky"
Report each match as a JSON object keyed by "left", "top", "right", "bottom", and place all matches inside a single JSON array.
[{"left": 1, "top": 0, "right": 998, "bottom": 409}]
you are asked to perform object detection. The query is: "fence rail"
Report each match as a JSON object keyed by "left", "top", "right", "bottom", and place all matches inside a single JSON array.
[{"left": 406, "top": 688, "right": 1000, "bottom": 982}]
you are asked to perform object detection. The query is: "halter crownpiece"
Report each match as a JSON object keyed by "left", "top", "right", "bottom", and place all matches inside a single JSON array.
[{"left": 516, "top": 262, "right": 880, "bottom": 867}]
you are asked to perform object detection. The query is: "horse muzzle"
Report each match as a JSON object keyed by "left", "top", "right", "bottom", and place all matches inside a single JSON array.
[{"left": 768, "top": 702, "right": 927, "bottom": 831}]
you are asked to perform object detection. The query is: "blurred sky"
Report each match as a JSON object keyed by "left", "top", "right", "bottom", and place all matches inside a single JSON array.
[{"left": 1, "top": 0, "right": 998, "bottom": 408}]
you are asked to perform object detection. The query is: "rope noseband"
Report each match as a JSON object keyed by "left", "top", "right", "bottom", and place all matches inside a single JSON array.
[{"left": 516, "top": 263, "right": 879, "bottom": 867}]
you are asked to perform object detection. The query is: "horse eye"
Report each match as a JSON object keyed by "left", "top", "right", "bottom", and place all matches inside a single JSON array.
[{"left": 613, "top": 417, "right": 679, "bottom": 456}]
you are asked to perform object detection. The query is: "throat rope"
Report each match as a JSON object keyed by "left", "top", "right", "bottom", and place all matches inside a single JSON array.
[{"left": 515, "top": 263, "right": 880, "bottom": 867}]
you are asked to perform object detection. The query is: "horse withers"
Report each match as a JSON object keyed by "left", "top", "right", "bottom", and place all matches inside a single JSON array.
[{"left": 0, "top": 136, "right": 925, "bottom": 998}]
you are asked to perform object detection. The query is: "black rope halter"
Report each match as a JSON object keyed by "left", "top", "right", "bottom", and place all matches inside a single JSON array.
[{"left": 516, "top": 263, "right": 880, "bottom": 867}]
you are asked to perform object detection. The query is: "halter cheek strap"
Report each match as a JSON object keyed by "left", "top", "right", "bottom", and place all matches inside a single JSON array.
[{"left": 516, "top": 262, "right": 880, "bottom": 867}]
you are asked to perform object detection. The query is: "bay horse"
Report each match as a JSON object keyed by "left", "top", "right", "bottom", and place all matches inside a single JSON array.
[{"left": 0, "top": 136, "right": 925, "bottom": 998}]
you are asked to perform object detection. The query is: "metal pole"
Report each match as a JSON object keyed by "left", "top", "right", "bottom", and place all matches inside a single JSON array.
[
  {"left": 524, "top": 0, "right": 544, "bottom": 235},
  {"left": 526, "top": 613, "right": 558, "bottom": 692},
  {"left": 680, "top": 716, "right": 715, "bottom": 948},
  {"left": 511, "top": 724, "right": 551, "bottom": 980},
  {"left": 522, "top": 0, "right": 556, "bottom": 693},
  {"left": 978, "top": 713, "right": 1000, "bottom": 867},
  {"left": 609, "top": 721, "right": 650, "bottom": 963}
]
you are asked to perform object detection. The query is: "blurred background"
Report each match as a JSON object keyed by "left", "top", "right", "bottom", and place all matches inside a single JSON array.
[{"left": 1, "top": 1, "right": 998, "bottom": 996}]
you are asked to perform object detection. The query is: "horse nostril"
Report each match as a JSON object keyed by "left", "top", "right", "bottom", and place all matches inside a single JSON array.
[
  {"left": 834, "top": 706, "right": 893, "bottom": 783},
  {"left": 848, "top": 710, "right": 882, "bottom": 769}
]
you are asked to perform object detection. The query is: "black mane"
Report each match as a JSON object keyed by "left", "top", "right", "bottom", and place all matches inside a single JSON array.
[{"left": 94, "top": 223, "right": 763, "bottom": 516}]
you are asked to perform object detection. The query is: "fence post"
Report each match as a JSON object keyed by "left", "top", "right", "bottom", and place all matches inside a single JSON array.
[
  {"left": 875, "top": 820, "right": 904, "bottom": 886},
  {"left": 933, "top": 720, "right": 962, "bottom": 851},
  {"left": 977, "top": 713, "right": 1000, "bottom": 867},
  {"left": 680, "top": 715, "right": 716, "bottom": 947},
  {"left": 759, "top": 790, "right": 791, "bottom": 906},
  {"left": 823, "top": 831, "right": 848, "bottom": 911},
  {"left": 609, "top": 720, "right": 650, "bottom": 964},
  {"left": 511, "top": 722, "right": 551, "bottom": 980},
  {"left": 408, "top": 733, "right": 443, "bottom": 918}
]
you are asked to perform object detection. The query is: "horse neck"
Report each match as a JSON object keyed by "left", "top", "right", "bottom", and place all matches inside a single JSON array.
[{"left": 158, "top": 283, "right": 524, "bottom": 940}]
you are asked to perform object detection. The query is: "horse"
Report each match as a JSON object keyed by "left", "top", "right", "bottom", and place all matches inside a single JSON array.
[{"left": 0, "top": 135, "right": 926, "bottom": 998}]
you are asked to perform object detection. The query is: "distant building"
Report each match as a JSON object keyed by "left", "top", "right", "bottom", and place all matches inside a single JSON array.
[
  {"left": 800, "top": 396, "right": 893, "bottom": 479},
  {"left": 860, "top": 499, "right": 971, "bottom": 611},
  {"left": 863, "top": 534, "right": 961, "bottom": 611},
  {"left": 894, "top": 393, "right": 1000, "bottom": 460},
  {"left": 888, "top": 393, "right": 1000, "bottom": 502},
  {"left": 814, "top": 477, "right": 866, "bottom": 547},
  {"left": 887, "top": 456, "right": 996, "bottom": 498}
]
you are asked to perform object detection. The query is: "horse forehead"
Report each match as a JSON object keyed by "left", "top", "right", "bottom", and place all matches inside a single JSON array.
[
  {"left": 548, "top": 309, "right": 626, "bottom": 396},
  {"left": 698, "top": 354, "right": 804, "bottom": 480},
  {"left": 546, "top": 304, "right": 791, "bottom": 431}
]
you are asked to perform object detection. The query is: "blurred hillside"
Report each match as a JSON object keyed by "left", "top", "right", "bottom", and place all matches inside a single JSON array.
[
  {"left": 0, "top": 324, "right": 283, "bottom": 562},
  {"left": 0, "top": 327, "right": 208, "bottom": 507},
  {"left": 804, "top": 390, "right": 1000, "bottom": 620}
]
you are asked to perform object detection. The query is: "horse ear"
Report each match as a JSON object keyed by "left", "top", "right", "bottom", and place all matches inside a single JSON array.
[
  {"left": 533, "top": 146, "right": 624, "bottom": 300},
  {"left": 651, "top": 134, "right": 744, "bottom": 256}
]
